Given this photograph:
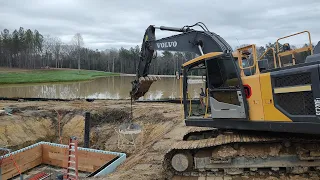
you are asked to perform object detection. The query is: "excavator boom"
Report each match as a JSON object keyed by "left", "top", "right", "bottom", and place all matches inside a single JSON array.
[{"left": 130, "top": 23, "right": 232, "bottom": 100}]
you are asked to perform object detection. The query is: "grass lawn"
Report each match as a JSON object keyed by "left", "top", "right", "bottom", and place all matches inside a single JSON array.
[{"left": 0, "top": 69, "right": 119, "bottom": 84}]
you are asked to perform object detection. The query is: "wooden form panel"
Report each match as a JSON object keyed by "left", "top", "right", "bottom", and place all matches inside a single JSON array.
[
  {"left": 1, "top": 145, "right": 42, "bottom": 180},
  {"left": 42, "top": 144, "right": 118, "bottom": 172}
]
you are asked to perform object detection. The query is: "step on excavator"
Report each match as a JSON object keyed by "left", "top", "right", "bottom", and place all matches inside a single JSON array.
[{"left": 130, "top": 22, "right": 320, "bottom": 177}]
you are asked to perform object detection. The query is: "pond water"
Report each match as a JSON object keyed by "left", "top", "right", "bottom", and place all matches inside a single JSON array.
[{"left": 0, "top": 76, "right": 204, "bottom": 100}]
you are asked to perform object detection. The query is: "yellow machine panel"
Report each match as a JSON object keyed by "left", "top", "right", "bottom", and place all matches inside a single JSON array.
[
  {"left": 241, "top": 75, "right": 264, "bottom": 121},
  {"left": 259, "top": 73, "right": 291, "bottom": 122}
]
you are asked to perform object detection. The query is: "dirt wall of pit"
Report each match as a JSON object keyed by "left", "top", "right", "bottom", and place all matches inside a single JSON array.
[
  {"left": 0, "top": 100, "right": 182, "bottom": 153},
  {"left": 0, "top": 101, "right": 131, "bottom": 150}
]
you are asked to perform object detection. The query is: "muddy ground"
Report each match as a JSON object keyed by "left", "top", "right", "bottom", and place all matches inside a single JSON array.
[{"left": 0, "top": 100, "right": 319, "bottom": 180}]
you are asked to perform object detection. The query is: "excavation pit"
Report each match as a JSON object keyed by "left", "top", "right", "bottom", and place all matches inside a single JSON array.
[{"left": 0, "top": 142, "right": 126, "bottom": 180}]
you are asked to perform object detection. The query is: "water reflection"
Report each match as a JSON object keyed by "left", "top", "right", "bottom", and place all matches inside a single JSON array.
[{"left": 0, "top": 76, "right": 204, "bottom": 100}]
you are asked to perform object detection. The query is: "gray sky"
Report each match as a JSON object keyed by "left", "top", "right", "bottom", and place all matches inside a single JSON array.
[{"left": 1, "top": 0, "right": 320, "bottom": 50}]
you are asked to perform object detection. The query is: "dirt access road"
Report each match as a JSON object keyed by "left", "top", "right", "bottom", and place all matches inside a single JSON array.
[{"left": 0, "top": 100, "right": 319, "bottom": 180}]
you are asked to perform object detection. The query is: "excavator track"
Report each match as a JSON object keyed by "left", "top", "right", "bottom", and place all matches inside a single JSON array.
[
  {"left": 164, "top": 129, "right": 320, "bottom": 178},
  {"left": 183, "top": 127, "right": 218, "bottom": 141}
]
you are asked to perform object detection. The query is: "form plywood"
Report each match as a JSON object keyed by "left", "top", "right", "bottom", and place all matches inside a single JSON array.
[
  {"left": 1, "top": 145, "right": 42, "bottom": 180},
  {"left": 41, "top": 144, "right": 117, "bottom": 172},
  {"left": 1, "top": 142, "right": 121, "bottom": 179}
]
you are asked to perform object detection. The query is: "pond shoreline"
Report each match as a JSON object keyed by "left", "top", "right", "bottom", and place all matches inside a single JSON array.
[
  {"left": 0, "top": 76, "right": 203, "bottom": 100},
  {"left": 121, "top": 73, "right": 202, "bottom": 78},
  {"left": 0, "top": 69, "right": 119, "bottom": 84}
]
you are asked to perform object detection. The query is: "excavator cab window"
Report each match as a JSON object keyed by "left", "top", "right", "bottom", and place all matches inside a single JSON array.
[
  {"left": 184, "top": 61, "right": 208, "bottom": 117},
  {"left": 238, "top": 58, "right": 254, "bottom": 76},
  {"left": 235, "top": 44, "right": 260, "bottom": 76}
]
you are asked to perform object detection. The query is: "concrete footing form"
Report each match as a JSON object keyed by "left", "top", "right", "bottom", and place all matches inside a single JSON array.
[{"left": 0, "top": 142, "right": 126, "bottom": 180}]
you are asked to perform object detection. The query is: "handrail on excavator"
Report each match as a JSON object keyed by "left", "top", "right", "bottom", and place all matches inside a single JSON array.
[
  {"left": 276, "top": 31, "right": 313, "bottom": 53},
  {"left": 237, "top": 44, "right": 259, "bottom": 76},
  {"left": 204, "top": 88, "right": 209, "bottom": 118},
  {"left": 276, "top": 31, "right": 313, "bottom": 67},
  {"left": 258, "top": 47, "right": 277, "bottom": 68},
  {"left": 188, "top": 93, "right": 192, "bottom": 117},
  {"left": 179, "top": 76, "right": 184, "bottom": 120}
]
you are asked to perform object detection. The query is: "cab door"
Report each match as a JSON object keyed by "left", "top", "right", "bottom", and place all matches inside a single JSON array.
[{"left": 205, "top": 54, "right": 247, "bottom": 119}]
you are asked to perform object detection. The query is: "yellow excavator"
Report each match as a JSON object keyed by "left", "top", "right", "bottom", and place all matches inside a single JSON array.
[{"left": 130, "top": 22, "right": 320, "bottom": 177}]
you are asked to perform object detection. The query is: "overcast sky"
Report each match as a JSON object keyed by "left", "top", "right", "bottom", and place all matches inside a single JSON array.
[{"left": 1, "top": 0, "right": 320, "bottom": 50}]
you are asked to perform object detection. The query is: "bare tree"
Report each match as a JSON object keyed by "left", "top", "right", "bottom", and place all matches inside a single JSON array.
[
  {"left": 72, "top": 33, "right": 84, "bottom": 73},
  {"left": 109, "top": 48, "right": 118, "bottom": 72},
  {"left": 61, "top": 44, "right": 75, "bottom": 68},
  {"left": 53, "top": 37, "right": 62, "bottom": 68},
  {"left": 42, "top": 35, "right": 54, "bottom": 67},
  {"left": 43, "top": 36, "right": 62, "bottom": 68}
]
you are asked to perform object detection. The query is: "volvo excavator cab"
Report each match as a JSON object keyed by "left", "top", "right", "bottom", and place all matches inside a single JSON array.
[
  {"left": 183, "top": 52, "right": 247, "bottom": 119},
  {"left": 183, "top": 45, "right": 260, "bottom": 119}
]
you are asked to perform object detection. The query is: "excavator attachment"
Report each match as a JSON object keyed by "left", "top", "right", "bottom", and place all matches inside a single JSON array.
[
  {"left": 130, "top": 76, "right": 160, "bottom": 100},
  {"left": 130, "top": 25, "right": 156, "bottom": 100}
]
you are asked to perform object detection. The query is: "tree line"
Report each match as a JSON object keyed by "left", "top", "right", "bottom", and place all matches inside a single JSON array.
[
  {"left": 0, "top": 27, "right": 197, "bottom": 74},
  {"left": 0, "top": 27, "right": 313, "bottom": 75},
  {"left": 0, "top": 27, "right": 43, "bottom": 69}
]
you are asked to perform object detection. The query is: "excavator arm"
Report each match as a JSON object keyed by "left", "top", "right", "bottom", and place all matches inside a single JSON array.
[{"left": 131, "top": 22, "right": 233, "bottom": 100}]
